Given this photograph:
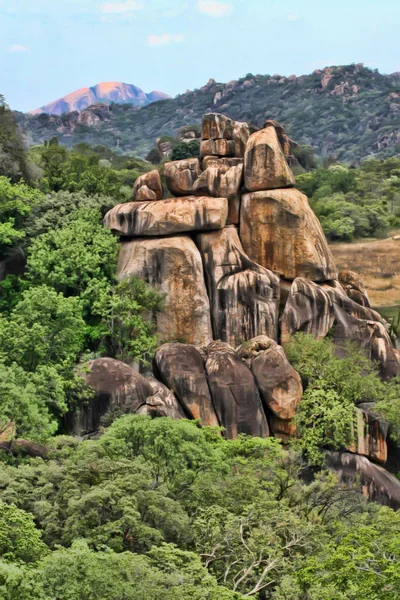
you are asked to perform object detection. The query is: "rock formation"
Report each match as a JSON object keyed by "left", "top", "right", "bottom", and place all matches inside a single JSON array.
[
  {"left": 72, "top": 358, "right": 183, "bottom": 436},
  {"left": 132, "top": 169, "right": 163, "bottom": 201},
  {"left": 104, "top": 196, "right": 228, "bottom": 237},
  {"left": 205, "top": 341, "right": 269, "bottom": 439},
  {"left": 154, "top": 343, "right": 219, "bottom": 427},
  {"left": 197, "top": 227, "right": 280, "bottom": 347},
  {"left": 240, "top": 189, "right": 337, "bottom": 281},
  {"left": 99, "top": 111, "right": 400, "bottom": 505},
  {"left": 118, "top": 236, "right": 213, "bottom": 345}
]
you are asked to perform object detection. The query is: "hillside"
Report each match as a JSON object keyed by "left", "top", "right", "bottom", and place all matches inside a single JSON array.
[
  {"left": 29, "top": 82, "right": 170, "bottom": 116},
  {"left": 16, "top": 64, "right": 400, "bottom": 161}
]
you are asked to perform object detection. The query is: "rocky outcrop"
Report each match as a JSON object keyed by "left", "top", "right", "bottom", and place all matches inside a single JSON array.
[
  {"left": 193, "top": 162, "right": 243, "bottom": 225},
  {"left": 339, "top": 270, "right": 370, "bottom": 308},
  {"left": 244, "top": 127, "right": 295, "bottom": 191},
  {"left": 137, "top": 376, "right": 186, "bottom": 419},
  {"left": 73, "top": 358, "right": 182, "bottom": 435},
  {"left": 241, "top": 189, "right": 337, "bottom": 281},
  {"left": 237, "top": 336, "right": 302, "bottom": 421},
  {"left": 164, "top": 159, "right": 202, "bottom": 196},
  {"left": 104, "top": 196, "right": 228, "bottom": 237},
  {"left": 118, "top": 236, "right": 213, "bottom": 345},
  {"left": 205, "top": 341, "right": 269, "bottom": 439},
  {"left": 154, "top": 343, "right": 219, "bottom": 427},
  {"left": 201, "top": 113, "right": 250, "bottom": 159},
  {"left": 326, "top": 452, "right": 400, "bottom": 509},
  {"left": 197, "top": 227, "right": 280, "bottom": 347},
  {"left": 347, "top": 407, "right": 388, "bottom": 464},
  {"left": 281, "top": 278, "right": 400, "bottom": 379},
  {"left": 280, "top": 279, "right": 336, "bottom": 343},
  {"left": 133, "top": 169, "right": 163, "bottom": 201}
]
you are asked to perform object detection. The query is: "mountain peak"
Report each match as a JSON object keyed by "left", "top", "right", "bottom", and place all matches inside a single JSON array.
[{"left": 30, "top": 82, "right": 171, "bottom": 116}]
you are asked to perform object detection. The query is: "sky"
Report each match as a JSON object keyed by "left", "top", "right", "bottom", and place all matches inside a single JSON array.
[{"left": 0, "top": 0, "right": 399, "bottom": 113}]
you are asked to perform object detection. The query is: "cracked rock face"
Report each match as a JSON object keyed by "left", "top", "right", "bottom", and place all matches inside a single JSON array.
[
  {"left": 118, "top": 236, "right": 213, "bottom": 346},
  {"left": 104, "top": 196, "right": 228, "bottom": 237},
  {"left": 154, "top": 342, "right": 219, "bottom": 427},
  {"left": 244, "top": 127, "right": 295, "bottom": 191},
  {"left": 73, "top": 358, "right": 183, "bottom": 435},
  {"left": 204, "top": 341, "right": 270, "bottom": 439},
  {"left": 240, "top": 189, "right": 338, "bottom": 281},
  {"left": 132, "top": 169, "right": 163, "bottom": 201},
  {"left": 237, "top": 336, "right": 303, "bottom": 421},
  {"left": 164, "top": 158, "right": 202, "bottom": 196},
  {"left": 197, "top": 227, "right": 280, "bottom": 347}
]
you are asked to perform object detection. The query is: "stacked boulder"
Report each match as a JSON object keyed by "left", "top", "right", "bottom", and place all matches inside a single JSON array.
[{"left": 96, "top": 112, "right": 400, "bottom": 506}]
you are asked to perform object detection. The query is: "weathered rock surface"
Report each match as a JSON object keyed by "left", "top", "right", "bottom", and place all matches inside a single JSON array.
[
  {"left": 244, "top": 127, "right": 295, "bottom": 191},
  {"left": 237, "top": 336, "right": 302, "bottom": 420},
  {"left": 263, "top": 119, "right": 294, "bottom": 156},
  {"left": 104, "top": 196, "right": 228, "bottom": 237},
  {"left": 74, "top": 358, "right": 156, "bottom": 435},
  {"left": 280, "top": 279, "right": 336, "bottom": 343},
  {"left": 269, "top": 417, "right": 297, "bottom": 442},
  {"left": 118, "top": 236, "right": 213, "bottom": 345},
  {"left": 240, "top": 189, "right": 338, "bottom": 281},
  {"left": 200, "top": 138, "right": 235, "bottom": 158},
  {"left": 154, "top": 343, "right": 219, "bottom": 427},
  {"left": 205, "top": 341, "right": 269, "bottom": 439},
  {"left": 339, "top": 270, "right": 371, "bottom": 308},
  {"left": 201, "top": 156, "right": 244, "bottom": 170},
  {"left": 193, "top": 162, "right": 243, "bottom": 224},
  {"left": 164, "top": 158, "right": 201, "bottom": 196},
  {"left": 202, "top": 113, "right": 235, "bottom": 140},
  {"left": 197, "top": 227, "right": 280, "bottom": 347},
  {"left": 326, "top": 451, "right": 400, "bottom": 509},
  {"left": 201, "top": 113, "right": 250, "bottom": 158},
  {"left": 347, "top": 407, "right": 388, "bottom": 464},
  {"left": 281, "top": 278, "right": 400, "bottom": 379},
  {"left": 133, "top": 169, "right": 163, "bottom": 201},
  {"left": 137, "top": 376, "right": 185, "bottom": 419}
]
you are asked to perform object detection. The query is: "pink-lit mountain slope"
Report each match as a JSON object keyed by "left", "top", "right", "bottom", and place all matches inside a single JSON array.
[{"left": 30, "top": 82, "right": 170, "bottom": 115}]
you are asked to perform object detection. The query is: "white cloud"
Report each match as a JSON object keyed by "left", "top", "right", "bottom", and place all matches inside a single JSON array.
[
  {"left": 197, "top": 0, "right": 233, "bottom": 18},
  {"left": 288, "top": 14, "right": 298, "bottom": 21},
  {"left": 147, "top": 34, "right": 184, "bottom": 46},
  {"left": 8, "top": 44, "right": 30, "bottom": 53},
  {"left": 100, "top": 1, "right": 144, "bottom": 14}
]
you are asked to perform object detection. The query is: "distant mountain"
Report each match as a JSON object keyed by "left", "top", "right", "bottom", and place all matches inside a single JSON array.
[
  {"left": 29, "top": 82, "right": 170, "bottom": 115},
  {"left": 17, "top": 65, "right": 400, "bottom": 162}
]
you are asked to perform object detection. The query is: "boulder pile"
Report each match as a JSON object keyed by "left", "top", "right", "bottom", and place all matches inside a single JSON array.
[{"left": 90, "top": 112, "right": 400, "bottom": 506}]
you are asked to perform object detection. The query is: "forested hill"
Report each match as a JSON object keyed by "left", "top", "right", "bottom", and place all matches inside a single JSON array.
[{"left": 16, "top": 64, "right": 400, "bottom": 162}]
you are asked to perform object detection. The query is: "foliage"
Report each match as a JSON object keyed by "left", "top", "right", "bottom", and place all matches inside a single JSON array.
[
  {"left": 296, "top": 158, "right": 400, "bottom": 240},
  {"left": 26, "top": 208, "right": 118, "bottom": 318},
  {"left": 16, "top": 65, "right": 400, "bottom": 161},
  {"left": 285, "top": 334, "right": 400, "bottom": 464},
  {"left": 93, "top": 275, "right": 163, "bottom": 363},
  {"left": 0, "top": 96, "right": 32, "bottom": 183},
  {"left": 0, "top": 415, "right": 396, "bottom": 599},
  {"left": 0, "top": 285, "right": 85, "bottom": 372},
  {"left": 0, "top": 502, "right": 47, "bottom": 564},
  {"left": 171, "top": 140, "right": 200, "bottom": 160},
  {"left": 0, "top": 177, "right": 43, "bottom": 253}
]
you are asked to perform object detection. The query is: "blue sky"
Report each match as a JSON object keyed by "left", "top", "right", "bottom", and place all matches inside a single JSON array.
[{"left": 1, "top": 0, "right": 399, "bottom": 112}]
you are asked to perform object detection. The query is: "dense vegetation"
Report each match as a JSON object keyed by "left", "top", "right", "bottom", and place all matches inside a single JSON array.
[
  {"left": 16, "top": 64, "right": 400, "bottom": 161},
  {"left": 297, "top": 157, "right": 400, "bottom": 241},
  {"left": 1, "top": 94, "right": 400, "bottom": 599}
]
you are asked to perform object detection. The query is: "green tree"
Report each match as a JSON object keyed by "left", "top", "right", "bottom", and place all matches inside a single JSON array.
[
  {"left": 93, "top": 275, "right": 163, "bottom": 363},
  {"left": 0, "top": 285, "right": 85, "bottom": 372},
  {"left": 0, "top": 177, "right": 43, "bottom": 254},
  {"left": 0, "top": 503, "right": 47, "bottom": 564},
  {"left": 26, "top": 208, "right": 118, "bottom": 319}
]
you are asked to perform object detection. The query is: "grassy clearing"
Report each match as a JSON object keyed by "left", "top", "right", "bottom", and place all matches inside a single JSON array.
[{"left": 330, "top": 232, "right": 400, "bottom": 308}]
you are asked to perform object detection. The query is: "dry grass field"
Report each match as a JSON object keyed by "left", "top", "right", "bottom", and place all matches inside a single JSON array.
[{"left": 330, "top": 233, "right": 400, "bottom": 309}]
